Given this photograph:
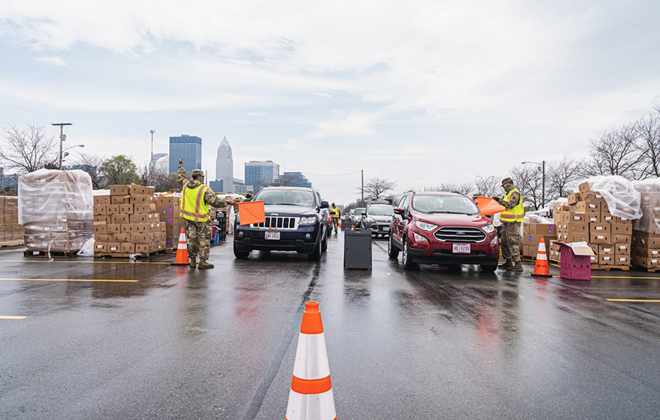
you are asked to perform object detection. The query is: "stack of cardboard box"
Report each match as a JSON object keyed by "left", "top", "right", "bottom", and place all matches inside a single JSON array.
[
  {"left": 19, "top": 170, "right": 94, "bottom": 253},
  {"left": 632, "top": 181, "right": 660, "bottom": 270},
  {"left": 155, "top": 196, "right": 184, "bottom": 249},
  {"left": 93, "top": 184, "right": 167, "bottom": 255},
  {"left": 0, "top": 196, "right": 23, "bottom": 245},
  {"left": 521, "top": 223, "right": 557, "bottom": 259},
  {"left": 553, "top": 182, "right": 632, "bottom": 267}
]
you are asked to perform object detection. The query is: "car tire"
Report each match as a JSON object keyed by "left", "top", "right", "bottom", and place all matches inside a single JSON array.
[
  {"left": 233, "top": 241, "right": 250, "bottom": 259},
  {"left": 308, "top": 239, "right": 322, "bottom": 261},
  {"left": 480, "top": 263, "right": 497, "bottom": 273},
  {"left": 321, "top": 229, "right": 328, "bottom": 253},
  {"left": 388, "top": 234, "right": 399, "bottom": 259},
  {"left": 402, "top": 238, "right": 418, "bottom": 270}
]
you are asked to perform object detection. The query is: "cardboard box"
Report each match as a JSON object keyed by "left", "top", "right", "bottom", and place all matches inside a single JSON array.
[
  {"left": 130, "top": 233, "right": 150, "bottom": 244},
  {"left": 586, "top": 213, "right": 601, "bottom": 224},
  {"left": 111, "top": 214, "right": 129, "bottom": 225},
  {"left": 115, "top": 233, "right": 130, "bottom": 243},
  {"left": 95, "top": 234, "right": 114, "bottom": 242},
  {"left": 523, "top": 223, "right": 555, "bottom": 235},
  {"left": 110, "top": 185, "right": 130, "bottom": 196},
  {"left": 121, "top": 224, "right": 138, "bottom": 234},
  {"left": 612, "top": 234, "right": 632, "bottom": 245},
  {"left": 589, "top": 223, "right": 611, "bottom": 233},
  {"left": 94, "top": 215, "right": 111, "bottom": 223},
  {"left": 94, "top": 196, "right": 110, "bottom": 205},
  {"left": 93, "top": 222, "right": 107, "bottom": 235},
  {"left": 135, "top": 243, "right": 151, "bottom": 253},
  {"left": 590, "top": 232, "right": 611, "bottom": 244},
  {"left": 157, "top": 196, "right": 180, "bottom": 207},
  {"left": 614, "top": 255, "right": 630, "bottom": 266},
  {"left": 611, "top": 223, "right": 631, "bottom": 235},
  {"left": 569, "top": 212, "right": 586, "bottom": 222},
  {"left": 107, "top": 204, "right": 120, "bottom": 215},
  {"left": 583, "top": 192, "right": 605, "bottom": 202},
  {"left": 557, "top": 241, "right": 594, "bottom": 280},
  {"left": 578, "top": 182, "right": 591, "bottom": 194},
  {"left": 129, "top": 184, "right": 155, "bottom": 196},
  {"left": 94, "top": 242, "right": 107, "bottom": 252},
  {"left": 557, "top": 232, "right": 589, "bottom": 243},
  {"left": 615, "top": 244, "right": 630, "bottom": 255},
  {"left": 107, "top": 242, "right": 121, "bottom": 253},
  {"left": 598, "top": 255, "right": 614, "bottom": 266},
  {"left": 599, "top": 245, "right": 614, "bottom": 256},
  {"left": 94, "top": 205, "right": 107, "bottom": 216},
  {"left": 632, "top": 255, "right": 660, "bottom": 268},
  {"left": 121, "top": 243, "right": 135, "bottom": 253},
  {"left": 107, "top": 224, "right": 121, "bottom": 234},
  {"left": 120, "top": 204, "right": 134, "bottom": 214},
  {"left": 567, "top": 193, "right": 581, "bottom": 205},
  {"left": 573, "top": 201, "right": 600, "bottom": 214},
  {"left": 111, "top": 195, "right": 130, "bottom": 205},
  {"left": 615, "top": 246, "right": 631, "bottom": 259},
  {"left": 131, "top": 195, "right": 154, "bottom": 205}
]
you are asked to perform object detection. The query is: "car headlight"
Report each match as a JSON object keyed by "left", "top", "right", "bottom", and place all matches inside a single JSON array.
[
  {"left": 299, "top": 216, "right": 317, "bottom": 226},
  {"left": 482, "top": 224, "right": 495, "bottom": 234},
  {"left": 415, "top": 221, "right": 438, "bottom": 231}
]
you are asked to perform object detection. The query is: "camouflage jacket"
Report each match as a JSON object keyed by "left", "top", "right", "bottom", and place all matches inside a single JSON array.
[
  {"left": 500, "top": 190, "right": 521, "bottom": 210},
  {"left": 177, "top": 164, "right": 229, "bottom": 209}
]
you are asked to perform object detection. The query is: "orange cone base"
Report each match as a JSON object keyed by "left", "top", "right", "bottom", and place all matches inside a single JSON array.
[
  {"left": 171, "top": 261, "right": 190, "bottom": 266},
  {"left": 531, "top": 272, "right": 552, "bottom": 278}
]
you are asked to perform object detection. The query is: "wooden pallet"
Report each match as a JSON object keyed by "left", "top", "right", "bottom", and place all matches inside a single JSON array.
[
  {"left": 24, "top": 250, "right": 79, "bottom": 258},
  {"left": 632, "top": 266, "right": 660, "bottom": 273},
  {"left": 591, "top": 264, "right": 630, "bottom": 271},
  {"left": 94, "top": 249, "right": 166, "bottom": 259},
  {"left": 0, "top": 241, "right": 24, "bottom": 248}
]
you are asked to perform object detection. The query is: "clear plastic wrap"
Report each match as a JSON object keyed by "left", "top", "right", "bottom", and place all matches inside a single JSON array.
[
  {"left": 18, "top": 169, "right": 94, "bottom": 252},
  {"left": 584, "top": 176, "right": 642, "bottom": 220},
  {"left": 632, "top": 178, "right": 660, "bottom": 233}
]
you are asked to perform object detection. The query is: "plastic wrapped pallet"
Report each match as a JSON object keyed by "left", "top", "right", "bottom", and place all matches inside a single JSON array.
[
  {"left": 631, "top": 178, "right": 660, "bottom": 269},
  {"left": 18, "top": 169, "right": 94, "bottom": 253}
]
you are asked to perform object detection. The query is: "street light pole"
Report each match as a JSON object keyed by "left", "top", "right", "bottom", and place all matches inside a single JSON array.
[
  {"left": 52, "top": 123, "right": 72, "bottom": 170},
  {"left": 522, "top": 160, "right": 546, "bottom": 209},
  {"left": 150, "top": 130, "right": 155, "bottom": 186}
]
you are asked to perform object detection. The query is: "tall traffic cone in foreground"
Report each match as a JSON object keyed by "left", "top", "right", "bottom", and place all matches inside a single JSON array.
[
  {"left": 531, "top": 237, "right": 552, "bottom": 277},
  {"left": 171, "top": 227, "right": 190, "bottom": 266},
  {"left": 285, "top": 301, "right": 337, "bottom": 420}
]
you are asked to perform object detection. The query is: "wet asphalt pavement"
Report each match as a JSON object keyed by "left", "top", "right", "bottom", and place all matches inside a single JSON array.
[{"left": 1, "top": 233, "right": 660, "bottom": 419}]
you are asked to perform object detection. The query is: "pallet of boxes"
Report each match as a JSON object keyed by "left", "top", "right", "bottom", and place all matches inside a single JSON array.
[
  {"left": 93, "top": 184, "right": 167, "bottom": 258},
  {"left": 521, "top": 222, "right": 556, "bottom": 260},
  {"left": 155, "top": 195, "right": 184, "bottom": 252},
  {"left": 19, "top": 170, "right": 94, "bottom": 257},
  {"left": 552, "top": 182, "right": 632, "bottom": 270},
  {"left": 632, "top": 180, "right": 660, "bottom": 272},
  {"left": 0, "top": 196, "right": 24, "bottom": 247}
]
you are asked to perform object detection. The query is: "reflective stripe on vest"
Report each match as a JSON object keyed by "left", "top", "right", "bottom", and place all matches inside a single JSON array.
[
  {"left": 180, "top": 184, "right": 210, "bottom": 222},
  {"left": 500, "top": 187, "right": 525, "bottom": 223}
]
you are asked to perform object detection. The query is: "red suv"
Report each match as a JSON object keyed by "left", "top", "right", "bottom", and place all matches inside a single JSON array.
[{"left": 388, "top": 191, "right": 499, "bottom": 272}]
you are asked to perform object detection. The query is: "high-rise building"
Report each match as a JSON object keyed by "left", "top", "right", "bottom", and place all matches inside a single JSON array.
[
  {"left": 169, "top": 135, "right": 202, "bottom": 174},
  {"left": 215, "top": 136, "right": 234, "bottom": 192},
  {"left": 281, "top": 172, "right": 312, "bottom": 188},
  {"left": 245, "top": 160, "right": 279, "bottom": 193}
]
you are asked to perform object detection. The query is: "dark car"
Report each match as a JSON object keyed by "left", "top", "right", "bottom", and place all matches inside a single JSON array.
[
  {"left": 233, "top": 187, "right": 330, "bottom": 261},
  {"left": 388, "top": 191, "right": 499, "bottom": 272}
]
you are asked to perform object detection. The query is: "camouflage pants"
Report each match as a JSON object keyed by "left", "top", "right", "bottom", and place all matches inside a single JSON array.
[
  {"left": 187, "top": 220, "right": 211, "bottom": 261},
  {"left": 501, "top": 222, "right": 521, "bottom": 263}
]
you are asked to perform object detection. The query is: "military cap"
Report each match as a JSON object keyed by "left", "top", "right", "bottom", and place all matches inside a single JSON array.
[
  {"left": 192, "top": 169, "right": 204, "bottom": 177},
  {"left": 501, "top": 177, "right": 514, "bottom": 186}
]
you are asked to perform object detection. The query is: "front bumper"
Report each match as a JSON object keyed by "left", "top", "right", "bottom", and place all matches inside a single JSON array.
[
  {"left": 407, "top": 230, "right": 499, "bottom": 265},
  {"left": 234, "top": 224, "right": 320, "bottom": 254}
]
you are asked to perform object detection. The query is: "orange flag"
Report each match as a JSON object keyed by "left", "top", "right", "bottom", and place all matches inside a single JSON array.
[
  {"left": 476, "top": 196, "right": 506, "bottom": 216},
  {"left": 238, "top": 201, "right": 266, "bottom": 225}
]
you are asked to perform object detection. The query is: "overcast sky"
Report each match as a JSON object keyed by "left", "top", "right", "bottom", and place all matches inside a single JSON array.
[{"left": 2, "top": 0, "right": 660, "bottom": 205}]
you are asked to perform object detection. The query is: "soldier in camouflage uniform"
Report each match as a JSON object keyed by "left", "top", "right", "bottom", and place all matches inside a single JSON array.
[
  {"left": 177, "top": 159, "right": 230, "bottom": 269},
  {"left": 495, "top": 177, "right": 525, "bottom": 272}
]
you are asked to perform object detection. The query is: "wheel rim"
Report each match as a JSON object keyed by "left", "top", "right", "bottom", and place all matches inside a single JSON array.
[{"left": 403, "top": 239, "right": 408, "bottom": 263}]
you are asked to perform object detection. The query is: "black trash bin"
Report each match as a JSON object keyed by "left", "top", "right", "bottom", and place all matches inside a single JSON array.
[
  {"left": 215, "top": 211, "right": 227, "bottom": 242},
  {"left": 344, "top": 229, "right": 372, "bottom": 270}
]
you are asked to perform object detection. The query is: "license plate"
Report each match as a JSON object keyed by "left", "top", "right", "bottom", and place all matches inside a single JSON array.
[
  {"left": 383, "top": 226, "right": 390, "bottom": 231},
  {"left": 265, "top": 231, "right": 280, "bottom": 240},
  {"left": 452, "top": 243, "right": 471, "bottom": 254}
]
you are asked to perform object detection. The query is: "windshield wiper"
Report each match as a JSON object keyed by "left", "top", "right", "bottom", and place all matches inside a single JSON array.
[{"left": 429, "top": 211, "right": 467, "bottom": 214}]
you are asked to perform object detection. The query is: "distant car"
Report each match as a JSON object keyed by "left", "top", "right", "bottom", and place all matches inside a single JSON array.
[
  {"left": 233, "top": 187, "right": 330, "bottom": 260},
  {"left": 388, "top": 191, "right": 499, "bottom": 272},
  {"left": 361, "top": 203, "right": 394, "bottom": 237}
]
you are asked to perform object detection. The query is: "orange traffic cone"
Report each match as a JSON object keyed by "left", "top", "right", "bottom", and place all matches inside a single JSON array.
[
  {"left": 531, "top": 237, "right": 552, "bottom": 277},
  {"left": 338, "top": 219, "right": 342, "bottom": 229},
  {"left": 285, "top": 301, "right": 337, "bottom": 420},
  {"left": 171, "top": 227, "right": 190, "bottom": 266}
]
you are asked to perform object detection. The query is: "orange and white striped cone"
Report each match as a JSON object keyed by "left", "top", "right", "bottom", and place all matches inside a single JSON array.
[
  {"left": 531, "top": 237, "right": 552, "bottom": 277},
  {"left": 285, "top": 301, "right": 337, "bottom": 420},
  {"left": 171, "top": 227, "right": 190, "bottom": 266}
]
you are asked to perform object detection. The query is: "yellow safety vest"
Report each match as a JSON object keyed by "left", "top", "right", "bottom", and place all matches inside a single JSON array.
[
  {"left": 500, "top": 187, "right": 525, "bottom": 223},
  {"left": 331, "top": 207, "right": 340, "bottom": 218},
  {"left": 180, "top": 184, "right": 210, "bottom": 222}
]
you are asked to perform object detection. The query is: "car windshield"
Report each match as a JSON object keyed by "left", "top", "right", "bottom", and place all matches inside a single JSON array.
[
  {"left": 412, "top": 195, "right": 479, "bottom": 215},
  {"left": 368, "top": 205, "right": 394, "bottom": 216},
  {"left": 255, "top": 190, "right": 315, "bottom": 207},
  {"left": 354, "top": 208, "right": 365, "bottom": 215}
]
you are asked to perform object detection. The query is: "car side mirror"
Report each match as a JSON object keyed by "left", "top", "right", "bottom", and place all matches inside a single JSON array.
[
  {"left": 393, "top": 207, "right": 404, "bottom": 215},
  {"left": 320, "top": 201, "right": 329, "bottom": 209}
]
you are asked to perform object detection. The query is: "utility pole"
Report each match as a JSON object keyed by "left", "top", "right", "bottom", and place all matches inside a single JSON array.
[
  {"left": 52, "top": 123, "right": 72, "bottom": 170},
  {"left": 361, "top": 169, "right": 364, "bottom": 206},
  {"left": 150, "top": 130, "right": 155, "bottom": 186}
]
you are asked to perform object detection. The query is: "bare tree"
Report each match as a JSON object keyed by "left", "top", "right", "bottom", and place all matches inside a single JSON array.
[
  {"left": 585, "top": 125, "right": 643, "bottom": 179},
  {"left": 424, "top": 183, "right": 473, "bottom": 195},
  {"left": 72, "top": 153, "right": 107, "bottom": 189},
  {"left": 511, "top": 165, "right": 543, "bottom": 210},
  {"left": 363, "top": 177, "right": 397, "bottom": 200},
  {"left": 0, "top": 125, "right": 58, "bottom": 173},
  {"left": 546, "top": 155, "right": 582, "bottom": 199},
  {"left": 473, "top": 176, "right": 501, "bottom": 198},
  {"left": 636, "top": 109, "right": 660, "bottom": 178},
  {"left": 138, "top": 164, "right": 180, "bottom": 192}
]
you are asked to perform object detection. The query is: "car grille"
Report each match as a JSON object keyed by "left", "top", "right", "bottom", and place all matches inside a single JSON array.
[
  {"left": 252, "top": 217, "right": 298, "bottom": 229},
  {"left": 434, "top": 226, "right": 486, "bottom": 243}
]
